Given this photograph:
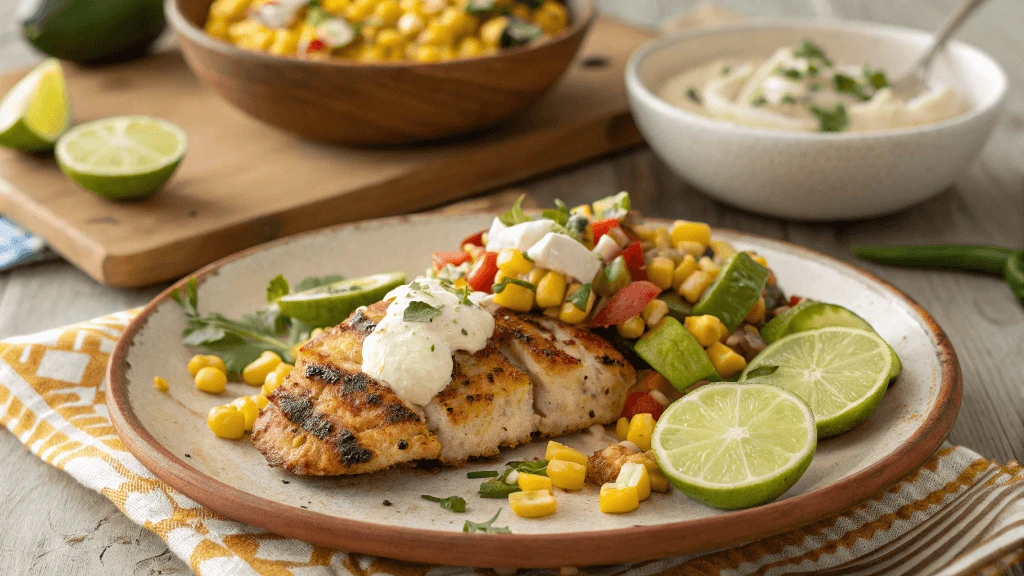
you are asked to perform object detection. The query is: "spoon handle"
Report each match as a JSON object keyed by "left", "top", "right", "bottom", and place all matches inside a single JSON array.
[{"left": 913, "top": 0, "right": 989, "bottom": 73}]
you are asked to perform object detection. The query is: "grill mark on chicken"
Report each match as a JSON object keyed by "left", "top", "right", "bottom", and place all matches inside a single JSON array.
[
  {"left": 305, "top": 363, "right": 341, "bottom": 384},
  {"left": 384, "top": 403, "right": 420, "bottom": 424},
  {"left": 337, "top": 430, "right": 373, "bottom": 465},
  {"left": 350, "top": 308, "right": 377, "bottom": 333},
  {"left": 277, "top": 393, "right": 333, "bottom": 440},
  {"left": 342, "top": 372, "right": 372, "bottom": 394}
]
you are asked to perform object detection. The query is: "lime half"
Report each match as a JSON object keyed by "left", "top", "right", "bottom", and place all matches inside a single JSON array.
[
  {"left": 742, "top": 327, "right": 893, "bottom": 438},
  {"left": 0, "top": 58, "right": 70, "bottom": 152},
  {"left": 652, "top": 383, "right": 816, "bottom": 510},
  {"left": 56, "top": 115, "right": 186, "bottom": 200},
  {"left": 277, "top": 272, "right": 406, "bottom": 328}
]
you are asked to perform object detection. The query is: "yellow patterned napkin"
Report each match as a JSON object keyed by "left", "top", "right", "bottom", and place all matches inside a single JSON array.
[{"left": 2, "top": 310, "right": 1024, "bottom": 576}]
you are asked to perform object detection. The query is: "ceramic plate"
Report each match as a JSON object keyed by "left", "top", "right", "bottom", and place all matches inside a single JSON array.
[{"left": 107, "top": 214, "right": 961, "bottom": 568}]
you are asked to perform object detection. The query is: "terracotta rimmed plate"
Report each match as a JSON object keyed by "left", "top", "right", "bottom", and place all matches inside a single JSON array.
[{"left": 107, "top": 214, "right": 961, "bottom": 568}]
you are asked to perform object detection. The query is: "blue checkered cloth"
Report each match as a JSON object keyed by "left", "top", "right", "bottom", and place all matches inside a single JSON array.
[{"left": 0, "top": 216, "right": 51, "bottom": 271}]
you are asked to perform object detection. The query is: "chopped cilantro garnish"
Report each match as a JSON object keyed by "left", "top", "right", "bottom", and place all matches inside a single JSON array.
[
  {"left": 498, "top": 194, "right": 531, "bottom": 226},
  {"left": 792, "top": 40, "right": 833, "bottom": 66},
  {"left": 685, "top": 86, "right": 702, "bottom": 104},
  {"left": 421, "top": 495, "right": 467, "bottom": 513},
  {"left": 777, "top": 67, "right": 803, "bottom": 81},
  {"left": 720, "top": 66, "right": 732, "bottom": 76},
  {"left": 809, "top": 103, "right": 849, "bottom": 132},
  {"left": 832, "top": 73, "right": 870, "bottom": 101},
  {"left": 463, "top": 510, "right": 512, "bottom": 534},
  {"left": 461, "top": 328, "right": 468, "bottom": 336},
  {"left": 541, "top": 198, "right": 570, "bottom": 226},
  {"left": 808, "top": 82, "right": 823, "bottom": 92},
  {"left": 751, "top": 95, "right": 768, "bottom": 107},
  {"left": 567, "top": 283, "right": 592, "bottom": 311},
  {"left": 864, "top": 66, "right": 889, "bottom": 90},
  {"left": 780, "top": 94, "right": 797, "bottom": 105},
  {"left": 404, "top": 301, "right": 442, "bottom": 322},
  {"left": 467, "top": 470, "right": 499, "bottom": 479},
  {"left": 492, "top": 277, "right": 536, "bottom": 294}
]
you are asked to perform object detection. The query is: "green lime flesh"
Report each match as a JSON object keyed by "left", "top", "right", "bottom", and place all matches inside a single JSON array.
[
  {"left": 0, "top": 58, "right": 69, "bottom": 152},
  {"left": 741, "top": 327, "right": 893, "bottom": 438},
  {"left": 652, "top": 383, "right": 816, "bottom": 510},
  {"left": 785, "top": 302, "right": 902, "bottom": 382},
  {"left": 277, "top": 272, "right": 407, "bottom": 328}
]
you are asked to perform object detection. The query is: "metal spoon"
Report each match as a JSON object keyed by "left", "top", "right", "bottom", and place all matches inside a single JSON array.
[{"left": 888, "top": 0, "right": 989, "bottom": 99}]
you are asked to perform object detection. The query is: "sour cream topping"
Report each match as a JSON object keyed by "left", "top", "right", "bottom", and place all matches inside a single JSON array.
[
  {"left": 485, "top": 217, "right": 600, "bottom": 283},
  {"left": 361, "top": 277, "right": 494, "bottom": 406},
  {"left": 659, "top": 41, "right": 964, "bottom": 133}
]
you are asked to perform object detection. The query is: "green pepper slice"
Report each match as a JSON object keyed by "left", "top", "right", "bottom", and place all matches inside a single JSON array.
[
  {"left": 594, "top": 256, "right": 630, "bottom": 297},
  {"left": 657, "top": 292, "right": 692, "bottom": 322},
  {"left": 691, "top": 253, "right": 770, "bottom": 332},
  {"left": 634, "top": 317, "right": 719, "bottom": 392}
]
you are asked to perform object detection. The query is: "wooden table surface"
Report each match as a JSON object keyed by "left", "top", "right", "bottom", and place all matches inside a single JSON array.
[{"left": 1, "top": 0, "right": 1021, "bottom": 574}]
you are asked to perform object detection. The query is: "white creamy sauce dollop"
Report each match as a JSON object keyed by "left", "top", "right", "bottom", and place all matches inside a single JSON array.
[
  {"left": 361, "top": 278, "right": 494, "bottom": 406},
  {"left": 659, "top": 42, "right": 965, "bottom": 133}
]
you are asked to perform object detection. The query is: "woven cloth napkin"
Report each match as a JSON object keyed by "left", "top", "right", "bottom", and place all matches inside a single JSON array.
[{"left": 2, "top": 310, "right": 1024, "bottom": 575}]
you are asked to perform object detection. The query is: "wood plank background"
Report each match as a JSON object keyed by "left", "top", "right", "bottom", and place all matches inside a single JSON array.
[{"left": 1, "top": 0, "right": 1022, "bottom": 574}]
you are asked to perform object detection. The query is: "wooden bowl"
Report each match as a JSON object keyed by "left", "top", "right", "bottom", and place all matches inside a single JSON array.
[{"left": 166, "top": 0, "right": 595, "bottom": 144}]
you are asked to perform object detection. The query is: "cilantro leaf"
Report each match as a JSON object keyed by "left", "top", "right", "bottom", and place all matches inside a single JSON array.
[
  {"left": 832, "top": 73, "right": 870, "bottom": 101},
  {"left": 744, "top": 365, "right": 780, "bottom": 379},
  {"left": 492, "top": 277, "right": 536, "bottom": 294},
  {"left": 305, "top": 0, "right": 329, "bottom": 26},
  {"left": 541, "top": 199, "right": 570, "bottom": 226},
  {"left": 498, "top": 194, "right": 531, "bottom": 226},
  {"left": 809, "top": 103, "right": 849, "bottom": 132},
  {"left": 777, "top": 67, "right": 803, "bottom": 81},
  {"left": 685, "top": 86, "right": 701, "bottom": 104},
  {"left": 463, "top": 510, "right": 512, "bottom": 534},
  {"left": 751, "top": 95, "right": 768, "bottom": 107},
  {"left": 864, "top": 66, "right": 889, "bottom": 90},
  {"left": 567, "top": 283, "right": 592, "bottom": 311},
  {"left": 404, "top": 301, "right": 442, "bottom": 322},
  {"left": 780, "top": 94, "right": 797, "bottom": 105},
  {"left": 293, "top": 274, "right": 346, "bottom": 293},
  {"left": 792, "top": 40, "right": 832, "bottom": 66},
  {"left": 464, "top": 0, "right": 495, "bottom": 15},
  {"left": 507, "top": 460, "right": 548, "bottom": 475},
  {"left": 266, "top": 274, "right": 290, "bottom": 302},
  {"left": 421, "top": 495, "right": 467, "bottom": 513}
]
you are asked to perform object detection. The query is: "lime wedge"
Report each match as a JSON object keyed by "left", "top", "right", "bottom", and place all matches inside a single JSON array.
[
  {"left": 741, "top": 327, "right": 893, "bottom": 438},
  {"left": 652, "top": 383, "right": 816, "bottom": 510},
  {"left": 277, "top": 272, "right": 406, "bottom": 328},
  {"left": 55, "top": 115, "right": 186, "bottom": 200},
  {"left": 0, "top": 58, "right": 70, "bottom": 152},
  {"left": 770, "top": 302, "right": 901, "bottom": 382}
]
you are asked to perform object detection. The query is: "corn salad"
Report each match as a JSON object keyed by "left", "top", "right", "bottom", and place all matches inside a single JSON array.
[{"left": 205, "top": 0, "right": 569, "bottom": 62}]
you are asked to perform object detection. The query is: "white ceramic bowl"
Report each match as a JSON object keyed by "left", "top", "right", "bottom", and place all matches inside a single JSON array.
[{"left": 625, "top": 20, "right": 1008, "bottom": 221}]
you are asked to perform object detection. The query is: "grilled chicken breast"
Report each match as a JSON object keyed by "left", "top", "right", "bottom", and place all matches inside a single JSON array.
[
  {"left": 492, "top": 312, "right": 635, "bottom": 436},
  {"left": 253, "top": 301, "right": 636, "bottom": 475}
]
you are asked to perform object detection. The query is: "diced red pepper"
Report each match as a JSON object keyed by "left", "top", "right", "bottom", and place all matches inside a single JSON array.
[
  {"left": 591, "top": 218, "right": 620, "bottom": 246},
  {"left": 461, "top": 229, "right": 486, "bottom": 248},
  {"left": 432, "top": 251, "right": 471, "bottom": 271},
  {"left": 590, "top": 280, "right": 661, "bottom": 327},
  {"left": 307, "top": 38, "right": 326, "bottom": 52},
  {"left": 621, "top": 392, "right": 665, "bottom": 421},
  {"left": 789, "top": 295, "right": 803, "bottom": 307},
  {"left": 621, "top": 242, "right": 647, "bottom": 281},
  {"left": 467, "top": 251, "right": 499, "bottom": 293}
]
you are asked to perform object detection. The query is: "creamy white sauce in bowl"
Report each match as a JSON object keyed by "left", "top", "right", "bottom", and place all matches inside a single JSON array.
[
  {"left": 659, "top": 41, "right": 965, "bottom": 133},
  {"left": 361, "top": 277, "right": 494, "bottom": 407}
]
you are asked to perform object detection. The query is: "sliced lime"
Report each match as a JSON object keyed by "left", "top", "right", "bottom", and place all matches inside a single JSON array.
[
  {"left": 0, "top": 58, "right": 70, "bottom": 152},
  {"left": 779, "top": 302, "right": 901, "bottom": 382},
  {"left": 55, "top": 115, "right": 186, "bottom": 200},
  {"left": 652, "top": 383, "right": 816, "bottom": 510},
  {"left": 759, "top": 301, "right": 811, "bottom": 344},
  {"left": 277, "top": 272, "right": 406, "bottom": 328},
  {"left": 741, "top": 327, "right": 893, "bottom": 438}
]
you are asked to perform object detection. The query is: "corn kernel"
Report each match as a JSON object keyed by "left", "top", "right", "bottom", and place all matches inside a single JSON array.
[
  {"left": 205, "top": 17, "right": 231, "bottom": 40},
  {"left": 599, "top": 483, "right": 639, "bottom": 514},
  {"left": 373, "top": 0, "right": 402, "bottom": 25},
  {"left": 547, "top": 460, "right": 586, "bottom": 491},
  {"left": 684, "top": 315, "right": 728, "bottom": 348},
  {"left": 207, "top": 405, "right": 245, "bottom": 439},
  {"left": 457, "top": 36, "right": 484, "bottom": 58},
  {"left": 322, "top": 0, "right": 350, "bottom": 13},
  {"left": 615, "top": 417, "right": 630, "bottom": 441},
  {"left": 616, "top": 315, "right": 645, "bottom": 339},
  {"left": 493, "top": 282, "right": 534, "bottom": 312},
  {"left": 345, "top": 0, "right": 376, "bottom": 20},
  {"left": 509, "top": 489, "right": 557, "bottom": 518},
  {"left": 672, "top": 240, "right": 703, "bottom": 257},
  {"left": 509, "top": 3, "right": 531, "bottom": 20},
  {"left": 517, "top": 472, "right": 553, "bottom": 493},
  {"left": 679, "top": 270, "right": 715, "bottom": 303},
  {"left": 745, "top": 296, "right": 767, "bottom": 324},
  {"left": 653, "top": 227, "right": 672, "bottom": 249},
  {"left": 189, "top": 354, "right": 226, "bottom": 377},
  {"left": 243, "top": 351, "right": 282, "bottom": 386},
  {"left": 497, "top": 248, "right": 534, "bottom": 275},
  {"left": 153, "top": 376, "right": 169, "bottom": 393},
  {"left": 706, "top": 342, "right": 747, "bottom": 379},
  {"left": 631, "top": 224, "right": 655, "bottom": 241},
  {"left": 641, "top": 299, "right": 669, "bottom": 328},
  {"left": 671, "top": 254, "right": 698, "bottom": 289},
  {"left": 646, "top": 256, "right": 675, "bottom": 290},
  {"left": 627, "top": 413, "right": 655, "bottom": 452},
  {"left": 269, "top": 28, "right": 299, "bottom": 55},
  {"left": 231, "top": 395, "right": 259, "bottom": 431},
  {"left": 440, "top": 6, "right": 473, "bottom": 35},
  {"left": 698, "top": 256, "right": 720, "bottom": 277},
  {"left": 649, "top": 470, "right": 671, "bottom": 493},
  {"left": 375, "top": 28, "right": 403, "bottom": 48},
  {"left": 748, "top": 252, "right": 768, "bottom": 268},
  {"left": 210, "top": 0, "right": 252, "bottom": 20},
  {"left": 558, "top": 290, "right": 592, "bottom": 324},
  {"left": 195, "top": 367, "right": 227, "bottom": 394},
  {"left": 535, "top": 271, "right": 566, "bottom": 308},
  {"left": 252, "top": 394, "right": 269, "bottom": 410},
  {"left": 545, "top": 440, "right": 588, "bottom": 465},
  {"left": 710, "top": 240, "right": 737, "bottom": 261},
  {"left": 616, "top": 461, "right": 651, "bottom": 501},
  {"left": 527, "top": 267, "right": 546, "bottom": 286},
  {"left": 670, "top": 220, "right": 711, "bottom": 248},
  {"left": 261, "top": 372, "right": 282, "bottom": 396},
  {"left": 480, "top": 16, "right": 508, "bottom": 46}
]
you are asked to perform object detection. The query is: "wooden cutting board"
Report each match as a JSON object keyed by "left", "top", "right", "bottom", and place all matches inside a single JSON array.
[{"left": 0, "top": 18, "right": 652, "bottom": 288}]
